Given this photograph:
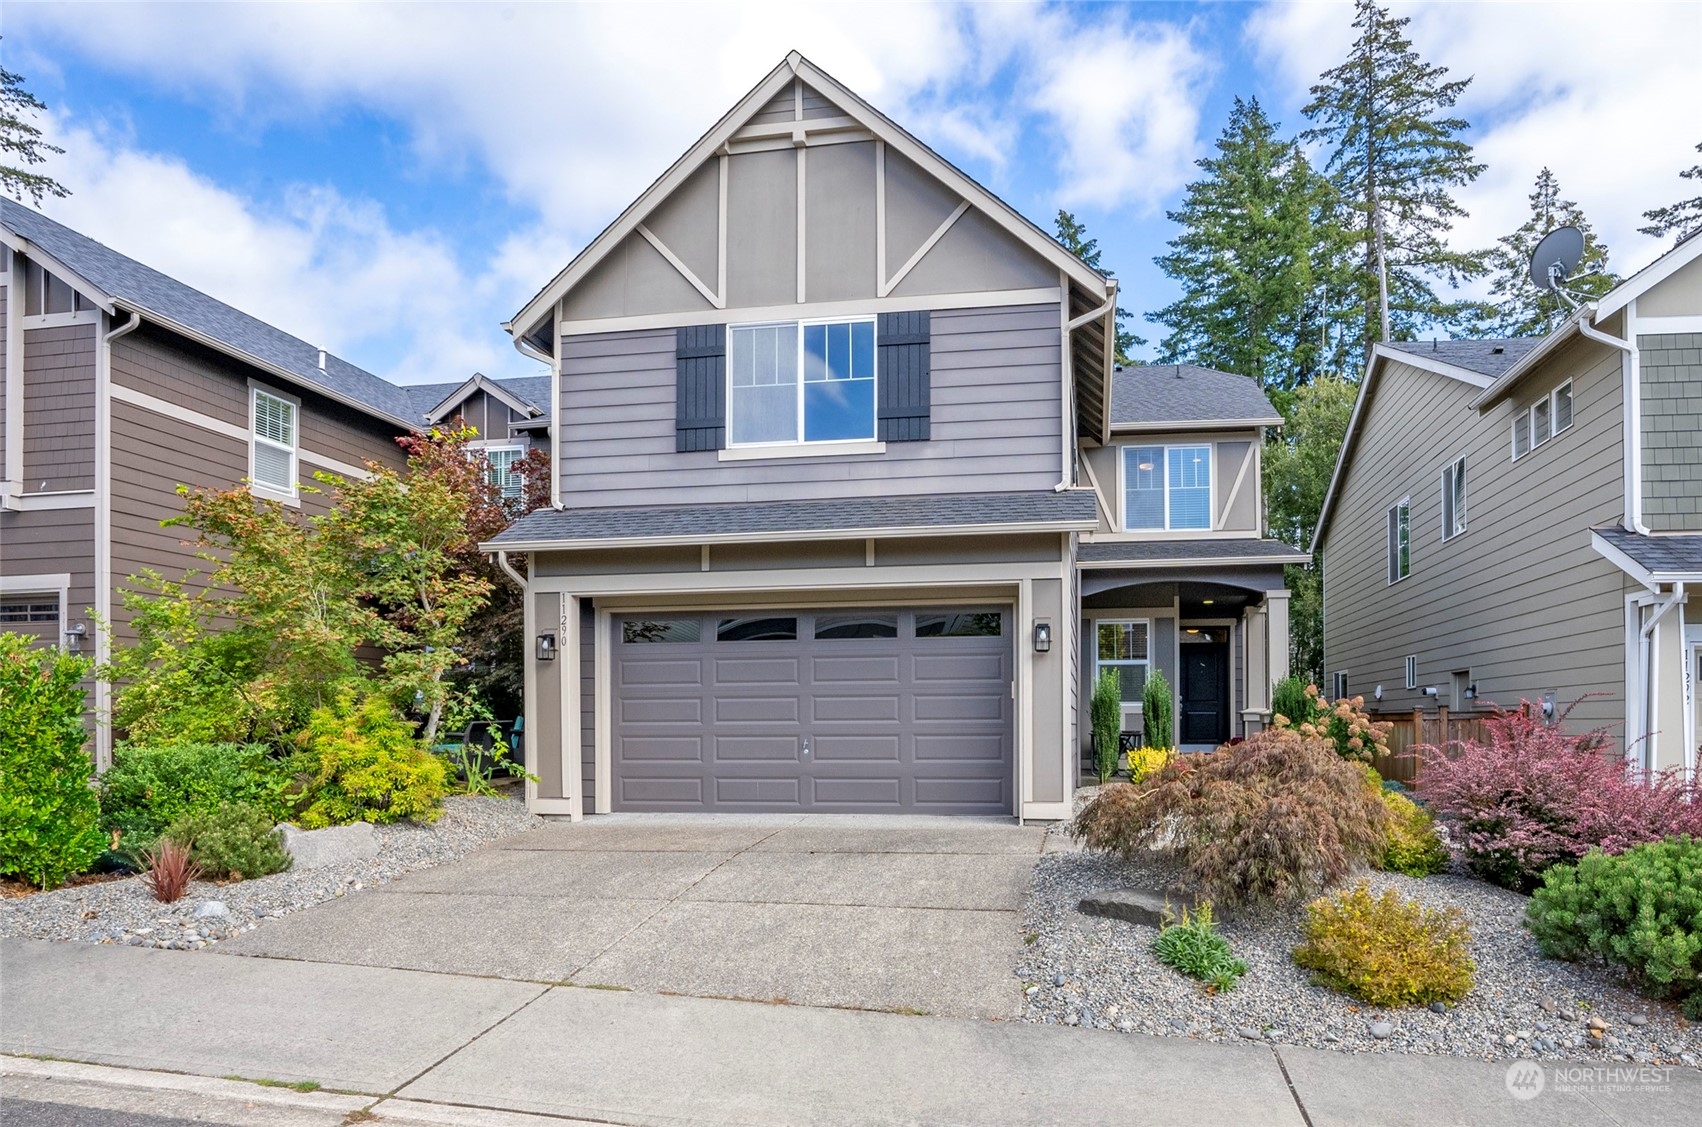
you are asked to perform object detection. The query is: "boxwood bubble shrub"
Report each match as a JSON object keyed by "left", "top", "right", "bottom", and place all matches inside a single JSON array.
[{"left": 0, "top": 633, "right": 104, "bottom": 889}]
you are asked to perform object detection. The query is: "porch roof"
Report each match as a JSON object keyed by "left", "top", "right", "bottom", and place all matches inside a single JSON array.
[
  {"left": 1592, "top": 526, "right": 1702, "bottom": 586},
  {"left": 1078, "top": 538, "right": 1310, "bottom": 568}
]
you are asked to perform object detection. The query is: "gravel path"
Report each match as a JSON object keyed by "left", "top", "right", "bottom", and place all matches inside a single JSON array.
[
  {"left": 1017, "top": 833, "right": 1698, "bottom": 1069},
  {"left": 0, "top": 795, "right": 541, "bottom": 951}
]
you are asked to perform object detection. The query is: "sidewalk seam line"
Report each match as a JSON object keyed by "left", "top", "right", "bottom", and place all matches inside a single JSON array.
[
  {"left": 1269, "top": 1047, "right": 1316, "bottom": 1127},
  {"left": 382, "top": 983, "right": 553, "bottom": 1100}
]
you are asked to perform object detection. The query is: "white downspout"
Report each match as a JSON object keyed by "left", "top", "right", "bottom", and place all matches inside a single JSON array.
[
  {"left": 1636, "top": 581, "right": 1685, "bottom": 773},
  {"left": 492, "top": 550, "right": 527, "bottom": 591},
  {"left": 1578, "top": 307, "right": 1647, "bottom": 534}
]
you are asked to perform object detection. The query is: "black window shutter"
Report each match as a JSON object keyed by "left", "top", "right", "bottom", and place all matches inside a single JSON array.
[
  {"left": 676, "top": 325, "right": 726, "bottom": 452},
  {"left": 877, "top": 311, "right": 930, "bottom": 443}
]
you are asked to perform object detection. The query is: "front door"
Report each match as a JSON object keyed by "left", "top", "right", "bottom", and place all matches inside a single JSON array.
[{"left": 1180, "top": 640, "right": 1229, "bottom": 746}]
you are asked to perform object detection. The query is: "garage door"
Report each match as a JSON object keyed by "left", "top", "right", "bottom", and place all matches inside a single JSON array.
[{"left": 612, "top": 607, "right": 1012, "bottom": 814}]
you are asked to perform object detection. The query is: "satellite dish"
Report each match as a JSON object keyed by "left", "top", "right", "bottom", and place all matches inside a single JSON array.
[{"left": 1529, "top": 226, "right": 1584, "bottom": 291}]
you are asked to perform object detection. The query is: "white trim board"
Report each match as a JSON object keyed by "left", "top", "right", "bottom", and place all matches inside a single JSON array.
[
  {"left": 487, "top": 516, "right": 1099, "bottom": 554},
  {"left": 554, "top": 287, "right": 1062, "bottom": 339}
]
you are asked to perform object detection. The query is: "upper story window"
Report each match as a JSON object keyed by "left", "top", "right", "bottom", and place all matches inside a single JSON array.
[
  {"left": 1122, "top": 444, "right": 1212, "bottom": 531},
  {"left": 1386, "top": 499, "right": 1410, "bottom": 584},
  {"left": 1510, "top": 380, "right": 1573, "bottom": 461},
  {"left": 250, "top": 387, "right": 298, "bottom": 497},
  {"left": 729, "top": 318, "right": 875, "bottom": 446},
  {"left": 1440, "top": 456, "right": 1467, "bottom": 540},
  {"left": 20, "top": 258, "right": 97, "bottom": 321},
  {"left": 485, "top": 446, "right": 524, "bottom": 500}
]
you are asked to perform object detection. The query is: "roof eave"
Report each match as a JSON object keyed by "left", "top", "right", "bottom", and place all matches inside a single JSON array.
[
  {"left": 1468, "top": 309, "right": 1591, "bottom": 411},
  {"left": 427, "top": 373, "right": 542, "bottom": 423},
  {"left": 1109, "top": 415, "right": 1283, "bottom": 434},
  {"left": 0, "top": 228, "right": 118, "bottom": 316},
  {"left": 1077, "top": 554, "right": 1309, "bottom": 569},
  {"left": 480, "top": 515, "right": 1100, "bottom": 554}
]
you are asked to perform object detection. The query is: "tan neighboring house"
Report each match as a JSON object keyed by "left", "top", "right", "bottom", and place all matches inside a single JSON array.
[
  {"left": 0, "top": 201, "right": 548, "bottom": 764},
  {"left": 483, "top": 52, "right": 1303, "bottom": 821},
  {"left": 1315, "top": 233, "right": 1702, "bottom": 777}
]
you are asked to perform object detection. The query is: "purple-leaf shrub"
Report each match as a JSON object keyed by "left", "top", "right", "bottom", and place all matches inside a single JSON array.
[{"left": 1417, "top": 703, "right": 1702, "bottom": 892}]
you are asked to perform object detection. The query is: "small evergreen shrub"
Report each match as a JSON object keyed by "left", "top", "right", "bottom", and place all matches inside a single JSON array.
[
  {"left": 164, "top": 802, "right": 292, "bottom": 881},
  {"left": 1142, "top": 668, "right": 1173, "bottom": 750},
  {"left": 292, "top": 691, "right": 449, "bottom": 827},
  {"left": 100, "top": 742, "right": 291, "bottom": 852},
  {"left": 1271, "top": 676, "right": 1313, "bottom": 726},
  {"left": 0, "top": 634, "right": 104, "bottom": 889},
  {"left": 1153, "top": 903, "right": 1246, "bottom": 992},
  {"left": 1090, "top": 670, "right": 1121, "bottom": 785},
  {"left": 1294, "top": 883, "right": 1475, "bottom": 1007},
  {"left": 1526, "top": 837, "right": 1702, "bottom": 1004},
  {"left": 1418, "top": 704, "right": 1702, "bottom": 892},
  {"left": 1072, "top": 728, "right": 1388, "bottom": 909}
]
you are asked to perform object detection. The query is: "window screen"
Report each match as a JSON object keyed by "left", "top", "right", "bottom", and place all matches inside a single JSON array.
[
  {"left": 1096, "top": 621, "right": 1150, "bottom": 706},
  {"left": 1552, "top": 382, "right": 1573, "bottom": 433},
  {"left": 1167, "top": 446, "right": 1212, "bottom": 530}
]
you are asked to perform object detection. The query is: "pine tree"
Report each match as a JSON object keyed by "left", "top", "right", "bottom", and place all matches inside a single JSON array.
[
  {"left": 1483, "top": 167, "right": 1615, "bottom": 337},
  {"left": 0, "top": 56, "right": 69, "bottom": 207},
  {"left": 1640, "top": 142, "right": 1702, "bottom": 245},
  {"left": 1148, "top": 97, "right": 1351, "bottom": 401},
  {"left": 1053, "top": 209, "right": 1145, "bottom": 364},
  {"left": 1302, "top": 0, "right": 1485, "bottom": 363}
]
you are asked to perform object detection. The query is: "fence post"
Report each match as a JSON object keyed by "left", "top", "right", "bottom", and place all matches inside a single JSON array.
[{"left": 1437, "top": 705, "right": 1450, "bottom": 741}]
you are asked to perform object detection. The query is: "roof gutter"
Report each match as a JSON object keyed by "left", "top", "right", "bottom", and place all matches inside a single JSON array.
[{"left": 480, "top": 515, "right": 1101, "bottom": 554}]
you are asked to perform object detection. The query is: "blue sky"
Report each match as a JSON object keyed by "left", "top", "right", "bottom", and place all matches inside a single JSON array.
[{"left": 6, "top": 2, "right": 1698, "bottom": 386}]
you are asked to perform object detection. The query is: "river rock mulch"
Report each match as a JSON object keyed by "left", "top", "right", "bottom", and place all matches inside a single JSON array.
[
  {"left": 1018, "top": 829, "right": 1698, "bottom": 1069},
  {"left": 0, "top": 795, "right": 541, "bottom": 951}
]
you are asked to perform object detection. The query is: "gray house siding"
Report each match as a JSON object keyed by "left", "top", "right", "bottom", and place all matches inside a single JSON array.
[
  {"left": 556, "top": 302, "right": 1062, "bottom": 507},
  {"left": 22, "top": 322, "right": 97, "bottom": 492},
  {"left": 0, "top": 285, "right": 8, "bottom": 472},
  {"left": 435, "top": 389, "right": 535, "bottom": 453},
  {"left": 1322, "top": 338, "right": 1628, "bottom": 739},
  {"left": 0, "top": 506, "right": 96, "bottom": 641},
  {"left": 1639, "top": 332, "right": 1701, "bottom": 532}
]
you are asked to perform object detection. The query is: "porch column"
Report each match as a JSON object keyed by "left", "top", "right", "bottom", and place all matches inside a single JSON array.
[
  {"left": 1266, "top": 589, "right": 1291, "bottom": 688},
  {"left": 1242, "top": 603, "right": 1268, "bottom": 734}
]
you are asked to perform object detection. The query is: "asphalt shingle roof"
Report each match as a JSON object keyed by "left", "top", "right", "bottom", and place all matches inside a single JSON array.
[
  {"left": 1109, "top": 364, "right": 1282, "bottom": 429},
  {"left": 1383, "top": 338, "right": 1542, "bottom": 379},
  {"left": 1078, "top": 539, "right": 1311, "bottom": 565},
  {"left": 3, "top": 200, "right": 417, "bottom": 425},
  {"left": 487, "top": 489, "right": 1100, "bottom": 546},
  {"left": 400, "top": 375, "right": 553, "bottom": 425},
  {"left": 1595, "top": 526, "right": 1702, "bottom": 577}
]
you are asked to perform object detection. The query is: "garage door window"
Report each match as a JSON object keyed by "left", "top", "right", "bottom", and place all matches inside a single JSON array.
[
  {"left": 622, "top": 619, "right": 701, "bottom": 643},
  {"left": 915, "top": 611, "right": 1002, "bottom": 638},
  {"left": 717, "top": 616, "right": 798, "bottom": 641},
  {"left": 814, "top": 613, "right": 898, "bottom": 639}
]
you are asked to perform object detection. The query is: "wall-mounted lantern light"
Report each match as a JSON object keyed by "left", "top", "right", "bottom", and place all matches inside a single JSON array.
[
  {"left": 1373, "top": 685, "right": 1383, "bottom": 702},
  {"left": 64, "top": 622, "right": 86, "bottom": 656},
  {"left": 1033, "top": 621, "right": 1052, "bottom": 653},
  {"left": 536, "top": 632, "right": 558, "bottom": 661},
  {"left": 1464, "top": 682, "right": 1478, "bottom": 700}
]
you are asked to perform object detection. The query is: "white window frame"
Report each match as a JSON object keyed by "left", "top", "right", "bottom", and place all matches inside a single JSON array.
[
  {"left": 1511, "top": 380, "right": 1575, "bottom": 462},
  {"left": 1386, "top": 498, "right": 1410, "bottom": 585},
  {"left": 1331, "top": 670, "right": 1349, "bottom": 701},
  {"left": 1440, "top": 455, "right": 1467, "bottom": 540},
  {"left": 1119, "top": 443, "right": 1216, "bottom": 532},
  {"left": 483, "top": 444, "right": 525, "bottom": 500},
  {"left": 1404, "top": 654, "right": 1418, "bottom": 691},
  {"left": 249, "top": 385, "right": 300, "bottom": 501},
  {"left": 1094, "top": 618, "right": 1152, "bottom": 710},
  {"left": 726, "top": 315, "right": 879, "bottom": 451},
  {"left": 1551, "top": 380, "right": 1573, "bottom": 436}
]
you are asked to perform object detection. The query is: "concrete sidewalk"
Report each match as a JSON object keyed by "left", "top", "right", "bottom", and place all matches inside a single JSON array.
[{"left": 4, "top": 938, "right": 1696, "bottom": 1127}]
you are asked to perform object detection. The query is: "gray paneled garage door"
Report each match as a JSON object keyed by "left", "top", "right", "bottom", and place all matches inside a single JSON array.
[{"left": 613, "top": 608, "right": 1012, "bottom": 814}]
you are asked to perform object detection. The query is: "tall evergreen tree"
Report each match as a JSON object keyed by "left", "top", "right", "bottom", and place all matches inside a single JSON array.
[
  {"left": 1482, "top": 167, "right": 1615, "bottom": 337},
  {"left": 1053, "top": 209, "right": 1145, "bottom": 364},
  {"left": 0, "top": 55, "right": 69, "bottom": 207},
  {"left": 1640, "top": 142, "right": 1702, "bottom": 245},
  {"left": 1302, "top": 0, "right": 1485, "bottom": 363},
  {"left": 1148, "top": 97, "right": 1351, "bottom": 401}
]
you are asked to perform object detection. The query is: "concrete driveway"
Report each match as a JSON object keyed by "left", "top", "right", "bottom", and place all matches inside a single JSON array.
[{"left": 219, "top": 815, "right": 1048, "bottom": 1018}]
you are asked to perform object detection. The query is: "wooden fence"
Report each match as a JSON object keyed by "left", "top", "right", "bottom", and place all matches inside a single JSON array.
[{"left": 1367, "top": 708, "right": 1492, "bottom": 783}]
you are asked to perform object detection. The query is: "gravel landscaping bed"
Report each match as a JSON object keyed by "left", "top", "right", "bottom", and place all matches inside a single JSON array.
[
  {"left": 0, "top": 794, "right": 541, "bottom": 951},
  {"left": 1016, "top": 841, "right": 1699, "bottom": 1069}
]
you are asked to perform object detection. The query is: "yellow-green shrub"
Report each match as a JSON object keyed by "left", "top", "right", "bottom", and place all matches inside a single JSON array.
[
  {"left": 1381, "top": 790, "right": 1449, "bottom": 876},
  {"left": 1126, "top": 745, "right": 1170, "bottom": 784},
  {"left": 291, "top": 691, "right": 448, "bottom": 827},
  {"left": 1293, "top": 883, "right": 1475, "bottom": 1007}
]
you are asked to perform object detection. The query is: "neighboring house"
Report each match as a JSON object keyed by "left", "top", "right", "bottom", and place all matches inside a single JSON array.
[
  {"left": 0, "top": 201, "right": 546, "bottom": 764},
  {"left": 1315, "top": 232, "right": 1702, "bottom": 778},
  {"left": 485, "top": 52, "right": 1302, "bottom": 820},
  {"left": 402, "top": 372, "right": 554, "bottom": 498}
]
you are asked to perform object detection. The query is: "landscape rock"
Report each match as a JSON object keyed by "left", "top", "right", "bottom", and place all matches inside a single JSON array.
[
  {"left": 193, "top": 901, "right": 228, "bottom": 920},
  {"left": 1370, "top": 1022, "right": 1393, "bottom": 1040},
  {"left": 279, "top": 821, "right": 379, "bottom": 869},
  {"left": 1076, "top": 886, "right": 1213, "bottom": 928},
  {"left": 1628, "top": 1014, "right": 1649, "bottom": 1027}
]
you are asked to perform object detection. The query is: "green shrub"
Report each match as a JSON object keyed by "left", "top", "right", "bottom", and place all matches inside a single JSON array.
[
  {"left": 1293, "top": 883, "right": 1475, "bottom": 1007},
  {"left": 1090, "top": 670, "right": 1121, "bottom": 785},
  {"left": 164, "top": 802, "right": 291, "bottom": 881},
  {"left": 1684, "top": 992, "right": 1702, "bottom": 1022},
  {"left": 1371, "top": 769, "right": 1449, "bottom": 877},
  {"left": 1142, "top": 668, "right": 1173, "bottom": 750},
  {"left": 1073, "top": 728, "right": 1387, "bottom": 910},
  {"left": 1526, "top": 837, "right": 1702, "bottom": 1004},
  {"left": 0, "top": 633, "right": 104, "bottom": 889},
  {"left": 292, "top": 691, "right": 449, "bottom": 827},
  {"left": 1271, "top": 676, "right": 1315, "bottom": 726},
  {"left": 1153, "top": 903, "right": 1246, "bottom": 992},
  {"left": 100, "top": 742, "right": 290, "bottom": 852}
]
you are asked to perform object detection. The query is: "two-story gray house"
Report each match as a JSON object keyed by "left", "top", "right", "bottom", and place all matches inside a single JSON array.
[
  {"left": 487, "top": 53, "right": 1304, "bottom": 821},
  {"left": 1315, "top": 232, "right": 1702, "bottom": 778}
]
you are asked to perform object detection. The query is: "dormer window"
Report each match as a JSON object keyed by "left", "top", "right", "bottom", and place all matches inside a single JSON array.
[
  {"left": 729, "top": 318, "right": 875, "bottom": 446},
  {"left": 1122, "top": 444, "right": 1212, "bottom": 531}
]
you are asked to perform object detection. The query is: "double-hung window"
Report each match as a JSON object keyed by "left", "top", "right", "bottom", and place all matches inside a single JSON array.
[
  {"left": 250, "top": 388, "right": 298, "bottom": 496},
  {"left": 485, "top": 446, "right": 524, "bottom": 500},
  {"left": 1386, "top": 499, "right": 1410, "bottom": 584},
  {"left": 1440, "top": 456, "right": 1467, "bottom": 540},
  {"left": 729, "top": 318, "right": 876, "bottom": 446},
  {"left": 1096, "top": 620, "right": 1150, "bottom": 709},
  {"left": 1511, "top": 380, "right": 1574, "bottom": 461},
  {"left": 1122, "top": 445, "right": 1212, "bottom": 531}
]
